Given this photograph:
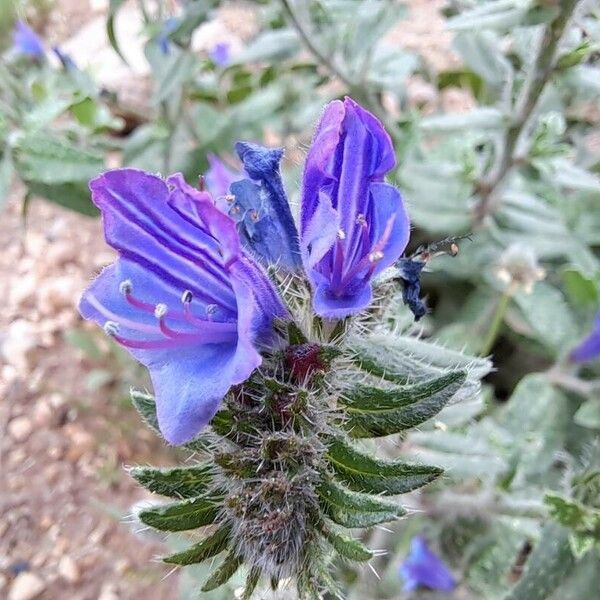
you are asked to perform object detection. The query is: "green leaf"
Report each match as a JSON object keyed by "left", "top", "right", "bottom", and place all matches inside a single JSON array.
[
  {"left": 14, "top": 133, "right": 104, "bottom": 185},
  {"left": 131, "top": 464, "right": 214, "bottom": 499},
  {"left": 544, "top": 494, "right": 589, "bottom": 529},
  {"left": 318, "top": 479, "right": 405, "bottom": 528},
  {"left": 24, "top": 181, "right": 99, "bottom": 216},
  {"left": 341, "top": 371, "right": 466, "bottom": 438},
  {"left": 326, "top": 437, "right": 442, "bottom": 495},
  {"left": 447, "top": 1, "right": 527, "bottom": 32},
  {"left": 568, "top": 532, "right": 596, "bottom": 559},
  {"left": 107, "top": 0, "right": 128, "bottom": 64},
  {"left": 201, "top": 551, "right": 242, "bottom": 592},
  {"left": 138, "top": 495, "right": 222, "bottom": 531},
  {"left": 420, "top": 108, "right": 506, "bottom": 132},
  {"left": 574, "top": 399, "right": 600, "bottom": 430},
  {"left": 505, "top": 523, "right": 575, "bottom": 600},
  {"left": 164, "top": 525, "right": 231, "bottom": 565},
  {"left": 242, "top": 567, "right": 261, "bottom": 600},
  {"left": 131, "top": 389, "right": 160, "bottom": 432},
  {"left": 321, "top": 523, "right": 373, "bottom": 562},
  {"left": 232, "top": 29, "right": 300, "bottom": 64},
  {"left": 0, "top": 149, "right": 14, "bottom": 209},
  {"left": 562, "top": 269, "right": 599, "bottom": 308}
]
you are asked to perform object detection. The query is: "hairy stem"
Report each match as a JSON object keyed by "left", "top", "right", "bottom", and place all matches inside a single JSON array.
[
  {"left": 480, "top": 288, "right": 512, "bottom": 356},
  {"left": 474, "top": 0, "right": 581, "bottom": 225}
]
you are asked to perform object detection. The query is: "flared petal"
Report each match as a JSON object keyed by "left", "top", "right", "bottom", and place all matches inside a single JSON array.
[
  {"left": 571, "top": 311, "right": 600, "bottom": 363},
  {"left": 399, "top": 537, "right": 456, "bottom": 592}
]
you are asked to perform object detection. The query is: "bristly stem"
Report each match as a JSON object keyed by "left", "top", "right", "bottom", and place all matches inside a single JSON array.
[
  {"left": 480, "top": 288, "right": 512, "bottom": 356},
  {"left": 474, "top": 0, "right": 581, "bottom": 225}
]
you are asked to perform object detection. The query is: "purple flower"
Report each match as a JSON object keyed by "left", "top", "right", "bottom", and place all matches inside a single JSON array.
[
  {"left": 209, "top": 42, "right": 230, "bottom": 67},
  {"left": 78, "top": 169, "right": 287, "bottom": 444},
  {"left": 12, "top": 20, "right": 45, "bottom": 59},
  {"left": 227, "top": 142, "right": 302, "bottom": 271},
  {"left": 205, "top": 154, "right": 242, "bottom": 208},
  {"left": 570, "top": 311, "right": 600, "bottom": 363},
  {"left": 400, "top": 536, "right": 456, "bottom": 592},
  {"left": 300, "top": 97, "right": 410, "bottom": 318},
  {"left": 396, "top": 258, "right": 427, "bottom": 321}
]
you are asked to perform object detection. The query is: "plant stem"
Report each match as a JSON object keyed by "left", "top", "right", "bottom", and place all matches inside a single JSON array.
[
  {"left": 480, "top": 288, "right": 512, "bottom": 356},
  {"left": 474, "top": 0, "right": 581, "bottom": 225}
]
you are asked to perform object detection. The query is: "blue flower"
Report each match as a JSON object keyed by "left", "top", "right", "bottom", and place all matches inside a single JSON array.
[
  {"left": 12, "top": 20, "right": 45, "bottom": 59},
  {"left": 209, "top": 42, "right": 230, "bottom": 67},
  {"left": 52, "top": 46, "right": 78, "bottom": 71},
  {"left": 79, "top": 169, "right": 287, "bottom": 444},
  {"left": 205, "top": 153, "right": 242, "bottom": 206},
  {"left": 570, "top": 311, "right": 600, "bottom": 363},
  {"left": 225, "top": 142, "right": 302, "bottom": 271},
  {"left": 399, "top": 536, "right": 456, "bottom": 592},
  {"left": 300, "top": 97, "right": 410, "bottom": 318}
]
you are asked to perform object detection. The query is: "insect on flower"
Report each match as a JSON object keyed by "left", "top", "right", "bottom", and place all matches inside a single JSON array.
[{"left": 79, "top": 170, "right": 287, "bottom": 444}]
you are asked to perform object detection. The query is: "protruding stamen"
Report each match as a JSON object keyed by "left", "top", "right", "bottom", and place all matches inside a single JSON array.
[
  {"left": 337, "top": 229, "right": 346, "bottom": 240},
  {"left": 249, "top": 210, "right": 259, "bottom": 222},
  {"left": 119, "top": 279, "right": 133, "bottom": 295},
  {"left": 230, "top": 204, "right": 241, "bottom": 215},
  {"left": 369, "top": 250, "right": 384, "bottom": 263},
  {"left": 181, "top": 290, "right": 193, "bottom": 304},
  {"left": 224, "top": 194, "right": 235, "bottom": 204},
  {"left": 154, "top": 303, "right": 168, "bottom": 319},
  {"left": 198, "top": 175, "right": 206, "bottom": 192},
  {"left": 104, "top": 321, "right": 120, "bottom": 336},
  {"left": 356, "top": 214, "right": 367, "bottom": 226}
]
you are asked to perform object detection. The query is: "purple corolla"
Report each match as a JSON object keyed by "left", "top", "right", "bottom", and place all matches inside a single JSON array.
[{"left": 399, "top": 536, "right": 456, "bottom": 592}]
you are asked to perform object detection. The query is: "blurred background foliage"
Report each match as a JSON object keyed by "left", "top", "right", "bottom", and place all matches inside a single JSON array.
[{"left": 1, "top": 0, "right": 599, "bottom": 598}]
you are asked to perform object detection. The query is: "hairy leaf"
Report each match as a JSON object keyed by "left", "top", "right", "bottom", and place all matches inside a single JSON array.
[
  {"left": 138, "top": 496, "right": 221, "bottom": 531},
  {"left": 321, "top": 523, "right": 373, "bottom": 562},
  {"left": 164, "top": 526, "right": 231, "bottom": 565},
  {"left": 130, "top": 465, "right": 214, "bottom": 499},
  {"left": 201, "top": 551, "right": 243, "bottom": 592}
]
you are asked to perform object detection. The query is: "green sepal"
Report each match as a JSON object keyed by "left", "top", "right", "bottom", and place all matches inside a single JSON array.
[
  {"left": 138, "top": 495, "right": 222, "bottom": 531},
  {"left": 242, "top": 567, "right": 262, "bottom": 600},
  {"left": 326, "top": 437, "right": 442, "bottom": 495},
  {"left": 321, "top": 522, "right": 373, "bottom": 562},
  {"left": 131, "top": 389, "right": 159, "bottom": 432},
  {"left": 201, "top": 551, "right": 243, "bottom": 592},
  {"left": 211, "top": 409, "right": 236, "bottom": 437},
  {"left": 351, "top": 355, "right": 408, "bottom": 384},
  {"left": 131, "top": 464, "right": 214, "bottom": 499},
  {"left": 318, "top": 479, "right": 406, "bottom": 528},
  {"left": 341, "top": 371, "right": 466, "bottom": 437},
  {"left": 164, "top": 525, "right": 231, "bottom": 565}
]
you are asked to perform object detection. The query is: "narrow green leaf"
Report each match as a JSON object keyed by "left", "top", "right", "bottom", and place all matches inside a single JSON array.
[
  {"left": 131, "top": 389, "right": 160, "bottom": 432},
  {"left": 131, "top": 465, "right": 214, "bottom": 499},
  {"left": 138, "top": 496, "right": 221, "bottom": 531},
  {"left": 164, "top": 526, "right": 231, "bottom": 565},
  {"left": 25, "top": 181, "right": 99, "bottom": 216},
  {"left": 107, "top": 0, "right": 128, "bottom": 64},
  {"left": 544, "top": 494, "right": 589, "bottom": 529},
  {"left": 326, "top": 438, "right": 442, "bottom": 495},
  {"left": 318, "top": 479, "right": 405, "bottom": 528},
  {"left": 343, "top": 372, "right": 466, "bottom": 437},
  {"left": 0, "top": 149, "right": 13, "bottom": 209},
  {"left": 321, "top": 523, "right": 373, "bottom": 562},
  {"left": 201, "top": 551, "right": 242, "bottom": 592},
  {"left": 242, "top": 567, "right": 261, "bottom": 600}
]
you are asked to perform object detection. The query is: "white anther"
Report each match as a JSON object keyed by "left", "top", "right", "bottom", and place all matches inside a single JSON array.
[
  {"left": 356, "top": 214, "right": 367, "bottom": 226},
  {"left": 369, "top": 250, "right": 384, "bottom": 263},
  {"left": 224, "top": 194, "right": 235, "bottom": 204},
  {"left": 249, "top": 210, "right": 259, "bottom": 222},
  {"left": 154, "top": 303, "right": 168, "bottom": 319},
  {"left": 337, "top": 229, "right": 346, "bottom": 240},
  {"left": 119, "top": 279, "right": 133, "bottom": 295},
  {"left": 206, "top": 304, "right": 218, "bottom": 315},
  {"left": 103, "top": 321, "right": 120, "bottom": 336},
  {"left": 181, "top": 290, "right": 193, "bottom": 304}
]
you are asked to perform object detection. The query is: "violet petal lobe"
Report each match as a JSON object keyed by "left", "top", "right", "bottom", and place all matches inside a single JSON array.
[
  {"left": 225, "top": 142, "right": 301, "bottom": 270},
  {"left": 399, "top": 536, "right": 456, "bottom": 592},
  {"left": 570, "top": 311, "right": 600, "bottom": 363},
  {"left": 300, "top": 97, "right": 410, "bottom": 319},
  {"left": 79, "top": 169, "right": 287, "bottom": 444},
  {"left": 12, "top": 20, "right": 45, "bottom": 59}
]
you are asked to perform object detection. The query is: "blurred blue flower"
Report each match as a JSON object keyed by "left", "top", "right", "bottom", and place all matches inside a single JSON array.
[
  {"left": 52, "top": 46, "right": 78, "bottom": 71},
  {"left": 157, "top": 17, "right": 180, "bottom": 55},
  {"left": 226, "top": 142, "right": 302, "bottom": 271},
  {"left": 300, "top": 97, "right": 410, "bottom": 318},
  {"left": 399, "top": 536, "right": 456, "bottom": 592},
  {"left": 570, "top": 311, "right": 600, "bottom": 363},
  {"left": 209, "top": 42, "right": 230, "bottom": 67},
  {"left": 79, "top": 169, "right": 287, "bottom": 445},
  {"left": 12, "top": 20, "right": 45, "bottom": 59}
]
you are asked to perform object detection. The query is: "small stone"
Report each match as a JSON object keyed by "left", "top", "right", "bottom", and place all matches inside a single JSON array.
[
  {"left": 8, "top": 572, "right": 45, "bottom": 600},
  {"left": 98, "top": 583, "right": 119, "bottom": 600},
  {"left": 8, "top": 417, "right": 33, "bottom": 442},
  {"left": 58, "top": 556, "right": 80, "bottom": 583}
]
